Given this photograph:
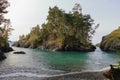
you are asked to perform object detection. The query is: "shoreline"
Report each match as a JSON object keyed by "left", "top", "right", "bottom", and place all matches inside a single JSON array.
[
  {"left": 0, "top": 71, "right": 108, "bottom": 80},
  {"left": 0, "top": 67, "right": 109, "bottom": 80}
]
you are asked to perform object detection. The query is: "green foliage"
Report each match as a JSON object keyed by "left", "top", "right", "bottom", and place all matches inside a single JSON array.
[
  {"left": 18, "top": 4, "right": 98, "bottom": 50},
  {"left": 42, "top": 4, "right": 97, "bottom": 47},
  {"left": 100, "top": 27, "right": 120, "bottom": 51},
  {"left": 18, "top": 25, "right": 41, "bottom": 48},
  {"left": 0, "top": 0, "right": 13, "bottom": 47}
]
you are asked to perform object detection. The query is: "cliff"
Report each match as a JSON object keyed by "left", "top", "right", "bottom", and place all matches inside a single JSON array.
[{"left": 100, "top": 28, "right": 120, "bottom": 51}]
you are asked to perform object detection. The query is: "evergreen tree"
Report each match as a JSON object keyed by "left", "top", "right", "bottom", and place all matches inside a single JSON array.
[
  {"left": 0, "top": 0, "right": 13, "bottom": 47},
  {"left": 16, "top": 3, "right": 98, "bottom": 51}
]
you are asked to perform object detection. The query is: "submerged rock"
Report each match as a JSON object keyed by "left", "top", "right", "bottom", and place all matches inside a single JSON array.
[{"left": 13, "top": 51, "right": 26, "bottom": 54}]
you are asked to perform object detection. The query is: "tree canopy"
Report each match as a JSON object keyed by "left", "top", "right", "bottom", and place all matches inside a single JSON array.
[
  {"left": 0, "top": 0, "right": 12, "bottom": 47},
  {"left": 15, "top": 3, "right": 98, "bottom": 51}
]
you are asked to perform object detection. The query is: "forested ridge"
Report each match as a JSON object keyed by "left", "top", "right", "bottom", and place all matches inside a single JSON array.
[{"left": 14, "top": 4, "right": 98, "bottom": 51}]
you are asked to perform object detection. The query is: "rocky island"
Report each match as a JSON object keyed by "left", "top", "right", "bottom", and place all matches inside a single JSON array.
[{"left": 13, "top": 4, "right": 98, "bottom": 52}]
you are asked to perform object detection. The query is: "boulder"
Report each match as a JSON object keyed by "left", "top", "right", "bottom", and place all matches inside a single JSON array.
[
  {"left": 103, "top": 64, "right": 120, "bottom": 80},
  {"left": 0, "top": 43, "right": 13, "bottom": 61},
  {"left": 0, "top": 51, "right": 6, "bottom": 61},
  {"left": 0, "top": 43, "right": 13, "bottom": 52}
]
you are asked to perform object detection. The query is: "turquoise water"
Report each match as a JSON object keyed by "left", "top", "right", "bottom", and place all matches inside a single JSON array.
[{"left": 1, "top": 47, "right": 120, "bottom": 72}]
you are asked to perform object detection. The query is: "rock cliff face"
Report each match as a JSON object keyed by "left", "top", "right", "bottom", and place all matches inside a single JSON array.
[
  {"left": 13, "top": 40, "right": 96, "bottom": 52},
  {"left": 100, "top": 28, "right": 120, "bottom": 51},
  {"left": 40, "top": 43, "right": 96, "bottom": 52}
]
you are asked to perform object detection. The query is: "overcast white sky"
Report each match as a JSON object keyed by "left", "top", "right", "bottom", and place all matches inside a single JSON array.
[{"left": 6, "top": 0, "right": 120, "bottom": 44}]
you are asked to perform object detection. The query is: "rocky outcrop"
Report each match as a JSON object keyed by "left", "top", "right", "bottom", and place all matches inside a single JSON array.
[
  {"left": 103, "top": 64, "right": 120, "bottom": 80},
  {"left": 0, "top": 43, "right": 13, "bottom": 61},
  {"left": 13, "top": 40, "right": 96, "bottom": 52},
  {"left": 0, "top": 51, "right": 6, "bottom": 61},
  {"left": 100, "top": 28, "right": 120, "bottom": 51},
  {"left": 0, "top": 45, "right": 13, "bottom": 52}
]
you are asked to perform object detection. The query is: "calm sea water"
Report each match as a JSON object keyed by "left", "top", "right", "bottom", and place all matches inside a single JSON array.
[{"left": 1, "top": 47, "right": 120, "bottom": 72}]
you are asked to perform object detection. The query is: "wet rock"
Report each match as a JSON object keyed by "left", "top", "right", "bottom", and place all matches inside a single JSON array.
[
  {"left": 0, "top": 43, "right": 13, "bottom": 52},
  {"left": 0, "top": 51, "right": 6, "bottom": 61},
  {"left": 13, "top": 51, "right": 26, "bottom": 54},
  {"left": 103, "top": 64, "right": 120, "bottom": 80}
]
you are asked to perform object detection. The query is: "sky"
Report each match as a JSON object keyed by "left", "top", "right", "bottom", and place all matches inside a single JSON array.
[{"left": 6, "top": 0, "right": 120, "bottom": 44}]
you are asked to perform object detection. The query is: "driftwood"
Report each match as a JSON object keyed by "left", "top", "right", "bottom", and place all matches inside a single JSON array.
[{"left": 103, "top": 64, "right": 120, "bottom": 80}]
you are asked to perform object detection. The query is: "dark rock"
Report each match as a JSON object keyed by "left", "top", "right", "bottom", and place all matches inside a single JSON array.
[
  {"left": 103, "top": 64, "right": 120, "bottom": 80},
  {"left": 13, "top": 51, "right": 26, "bottom": 54},
  {"left": 0, "top": 51, "right": 6, "bottom": 61},
  {"left": 14, "top": 40, "right": 96, "bottom": 52},
  {"left": 39, "top": 42, "right": 96, "bottom": 52},
  {"left": 61, "top": 44, "right": 96, "bottom": 52},
  {"left": 0, "top": 43, "right": 13, "bottom": 61},
  {"left": 0, "top": 43, "right": 13, "bottom": 52}
]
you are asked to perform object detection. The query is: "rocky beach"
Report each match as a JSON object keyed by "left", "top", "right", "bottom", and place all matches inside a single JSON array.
[{"left": 0, "top": 67, "right": 108, "bottom": 80}]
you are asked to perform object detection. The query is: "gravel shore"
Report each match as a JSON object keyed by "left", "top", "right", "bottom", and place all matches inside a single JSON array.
[{"left": 0, "top": 70, "right": 109, "bottom": 80}]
